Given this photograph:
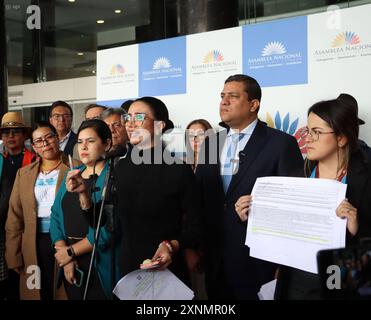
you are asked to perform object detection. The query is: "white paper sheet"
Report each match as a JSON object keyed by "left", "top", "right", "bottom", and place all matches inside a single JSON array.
[
  {"left": 258, "top": 279, "right": 277, "bottom": 300},
  {"left": 245, "top": 176, "right": 347, "bottom": 274},
  {"left": 113, "top": 268, "right": 194, "bottom": 300}
]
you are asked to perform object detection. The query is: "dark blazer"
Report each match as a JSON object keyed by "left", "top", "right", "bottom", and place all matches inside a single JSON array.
[
  {"left": 275, "top": 149, "right": 371, "bottom": 300},
  {"left": 196, "top": 120, "right": 304, "bottom": 299},
  {"left": 63, "top": 131, "right": 77, "bottom": 157}
]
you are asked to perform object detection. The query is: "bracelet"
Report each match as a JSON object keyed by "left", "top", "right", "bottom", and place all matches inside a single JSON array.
[{"left": 160, "top": 240, "right": 174, "bottom": 256}]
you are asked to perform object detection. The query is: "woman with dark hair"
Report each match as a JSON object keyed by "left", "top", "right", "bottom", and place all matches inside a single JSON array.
[
  {"left": 5, "top": 122, "right": 78, "bottom": 299},
  {"left": 236, "top": 99, "right": 371, "bottom": 299},
  {"left": 113, "top": 96, "right": 201, "bottom": 285},
  {"left": 185, "top": 119, "right": 213, "bottom": 172},
  {"left": 50, "top": 119, "right": 117, "bottom": 300}
]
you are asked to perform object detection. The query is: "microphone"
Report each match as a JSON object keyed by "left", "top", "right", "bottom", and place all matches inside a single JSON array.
[{"left": 98, "top": 144, "right": 128, "bottom": 161}]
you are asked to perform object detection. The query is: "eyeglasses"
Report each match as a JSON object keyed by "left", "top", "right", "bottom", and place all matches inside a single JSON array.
[
  {"left": 301, "top": 127, "right": 335, "bottom": 142},
  {"left": 123, "top": 113, "right": 148, "bottom": 126},
  {"left": 51, "top": 113, "right": 71, "bottom": 121},
  {"left": 32, "top": 133, "right": 57, "bottom": 147},
  {"left": 1, "top": 128, "right": 24, "bottom": 136}
]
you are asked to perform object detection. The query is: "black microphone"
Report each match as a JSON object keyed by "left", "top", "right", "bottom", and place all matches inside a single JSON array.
[
  {"left": 239, "top": 151, "right": 246, "bottom": 164},
  {"left": 98, "top": 144, "right": 128, "bottom": 161}
]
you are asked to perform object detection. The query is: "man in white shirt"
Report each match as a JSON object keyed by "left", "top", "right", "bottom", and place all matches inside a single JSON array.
[
  {"left": 196, "top": 74, "right": 304, "bottom": 300},
  {"left": 49, "top": 100, "right": 77, "bottom": 156}
]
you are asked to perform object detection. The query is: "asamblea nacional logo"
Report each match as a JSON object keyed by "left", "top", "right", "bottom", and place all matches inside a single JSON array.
[
  {"left": 262, "top": 41, "right": 287, "bottom": 56},
  {"left": 191, "top": 49, "right": 238, "bottom": 75},
  {"left": 314, "top": 31, "right": 371, "bottom": 62},
  {"left": 100, "top": 63, "right": 135, "bottom": 86},
  {"left": 153, "top": 57, "right": 171, "bottom": 69},
  {"left": 142, "top": 56, "right": 182, "bottom": 80},
  {"left": 248, "top": 40, "right": 302, "bottom": 70}
]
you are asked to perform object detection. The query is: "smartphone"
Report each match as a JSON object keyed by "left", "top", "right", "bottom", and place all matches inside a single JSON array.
[{"left": 317, "top": 241, "right": 371, "bottom": 300}]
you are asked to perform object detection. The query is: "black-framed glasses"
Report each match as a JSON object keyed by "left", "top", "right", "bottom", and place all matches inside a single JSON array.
[
  {"left": 51, "top": 113, "right": 71, "bottom": 121},
  {"left": 32, "top": 133, "right": 57, "bottom": 147},
  {"left": 1, "top": 128, "right": 24, "bottom": 136},
  {"left": 301, "top": 127, "right": 335, "bottom": 142},
  {"left": 122, "top": 113, "right": 147, "bottom": 126}
]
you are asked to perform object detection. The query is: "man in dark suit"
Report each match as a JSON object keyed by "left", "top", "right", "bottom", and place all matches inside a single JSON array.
[
  {"left": 49, "top": 100, "right": 77, "bottom": 156},
  {"left": 196, "top": 74, "right": 304, "bottom": 299}
]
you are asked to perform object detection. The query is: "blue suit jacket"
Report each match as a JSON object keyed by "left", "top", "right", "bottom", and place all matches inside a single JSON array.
[{"left": 196, "top": 120, "right": 304, "bottom": 299}]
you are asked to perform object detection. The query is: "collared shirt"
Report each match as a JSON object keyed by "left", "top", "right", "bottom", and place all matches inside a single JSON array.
[
  {"left": 220, "top": 119, "right": 258, "bottom": 176},
  {"left": 59, "top": 130, "right": 71, "bottom": 152}
]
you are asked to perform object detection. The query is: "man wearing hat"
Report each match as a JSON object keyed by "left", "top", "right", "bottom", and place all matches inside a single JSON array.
[
  {"left": 0, "top": 112, "right": 36, "bottom": 300},
  {"left": 337, "top": 93, "right": 371, "bottom": 160}
]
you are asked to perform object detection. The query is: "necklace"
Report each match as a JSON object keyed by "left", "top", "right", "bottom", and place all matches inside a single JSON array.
[{"left": 40, "top": 160, "right": 62, "bottom": 175}]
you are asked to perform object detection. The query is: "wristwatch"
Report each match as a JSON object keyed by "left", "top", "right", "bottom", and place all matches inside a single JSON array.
[{"left": 67, "top": 246, "right": 76, "bottom": 258}]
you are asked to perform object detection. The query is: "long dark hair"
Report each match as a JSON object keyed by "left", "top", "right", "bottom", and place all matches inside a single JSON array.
[{"left": 305, "top": 99, "right": 359, "bottom": 176}]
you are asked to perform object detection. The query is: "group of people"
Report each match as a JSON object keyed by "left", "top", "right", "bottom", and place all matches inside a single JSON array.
[{"left": 0, "top": 73, "right": 370, "bottom": 300}]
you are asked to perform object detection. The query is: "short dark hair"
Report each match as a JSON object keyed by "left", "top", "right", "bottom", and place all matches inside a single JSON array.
[
  {"left": 31, "top": 121, "right": 57, "bottom": 144},
  {"left": 225, "top": 74, "right": 262, "bottom": 102},
  {"left": 77, "top": 119, "right": 112, "bottom": 147},
  {"left": 101, "top": 107, "right": 126, "bottom": 120},
  {"left": 50, "top": 100, "right": 73, "bottom": 117},
  {"left": 84, "top": 104, "right": 107, "bottom": 115}
]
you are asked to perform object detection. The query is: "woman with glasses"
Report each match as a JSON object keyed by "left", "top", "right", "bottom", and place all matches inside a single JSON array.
[
  {"left": 5, "top": 122, "right": 78, "bottom": 300},
  {"left": 50, "top": 119, "right": 118, "bottom": 300},
  {"left": 185, "top": 119, "right": 213, "bottom": 172},
  {"left": 236, "top": 99, "right": 371, "bottom": 299},
  {"left": 112, "top": 97, "right": 201, "bottom": 287}
]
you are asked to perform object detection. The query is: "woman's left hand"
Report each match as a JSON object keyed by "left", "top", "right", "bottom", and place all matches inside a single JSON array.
[
  {"left": 55, "top": 244, "right": 73, "bottom": 267},
  {"left": 336, "top": 199, "right": 358, "bottom": 236},
  {"left": 151, "top": 243, "right": 173, "bottom": 270}
]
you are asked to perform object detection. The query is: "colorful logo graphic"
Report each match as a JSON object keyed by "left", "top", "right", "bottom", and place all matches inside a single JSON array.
[
  {"left": 262, "top": 41, "right": 287, "bottom": 56},
  {"left": 153, "top": 57, "right": 171, "bottom": 70},
  {"left": 265, "top": 111, "right": 307, "bottom": 154},
  {"left": 331, "top": 31, "right": 360, "bottom": 47},
  {"left": 110, "top": 64, "right": 125, "bottom": 75},
  {"left": 203, "top": 50, "right": 224, "bottom": 63}
]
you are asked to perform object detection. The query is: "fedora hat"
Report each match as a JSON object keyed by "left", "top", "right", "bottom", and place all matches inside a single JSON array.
[{"left": 0, "top": 112, "right": 31, "bottom": 136}]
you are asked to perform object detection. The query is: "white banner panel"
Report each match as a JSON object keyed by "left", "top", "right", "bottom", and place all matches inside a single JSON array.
[
  {"left": 97, "top": 45, "right": 138, "bottom": 101},
  {"left": 308, "top": 5, "right": 371, "bottom": 139},
  {"left": 97, "top": 4, "right": 371, "bottom": 152}
]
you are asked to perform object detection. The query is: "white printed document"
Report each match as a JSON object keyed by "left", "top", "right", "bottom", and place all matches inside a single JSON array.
[
  {"left": 113, "top": 268, "right": 194, "bottom": 300},
  {"left": 245, "top": 176, "right": 347, "bottom": 274}
]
